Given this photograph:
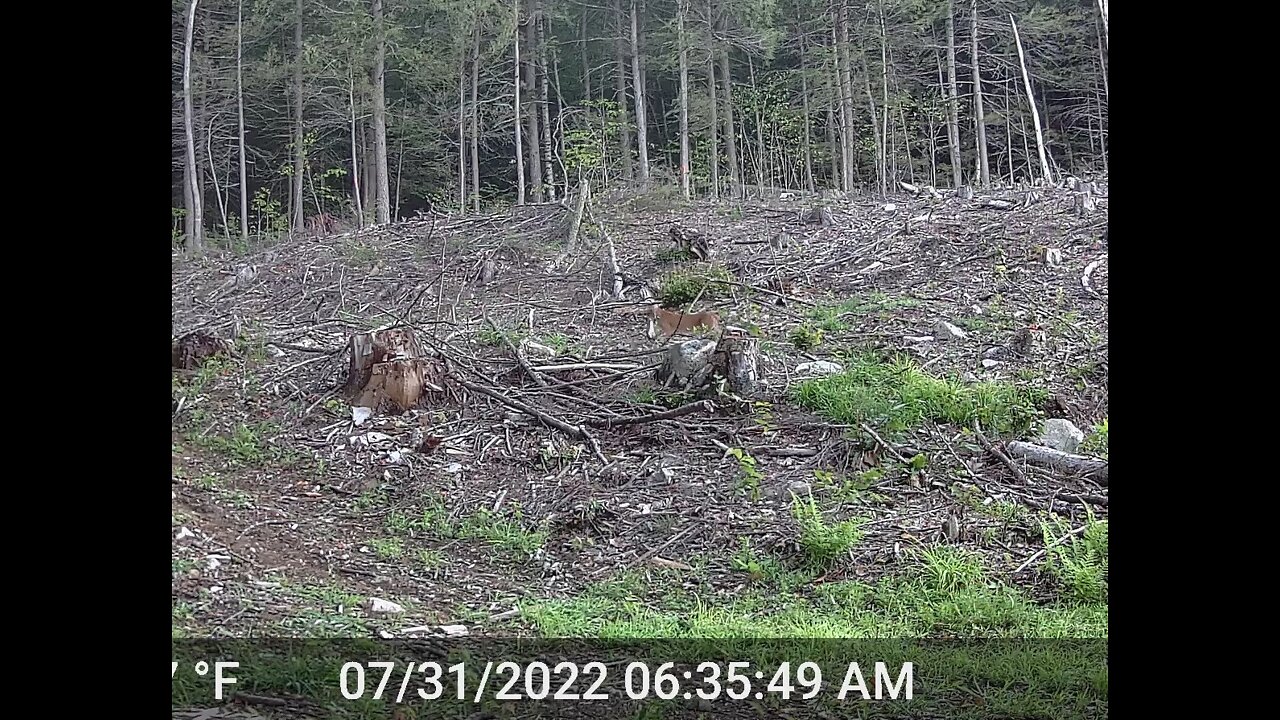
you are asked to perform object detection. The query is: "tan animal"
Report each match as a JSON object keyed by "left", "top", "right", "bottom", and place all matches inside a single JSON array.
[{"left": 643, "top": 303, "right": 721, "bottom": 340}]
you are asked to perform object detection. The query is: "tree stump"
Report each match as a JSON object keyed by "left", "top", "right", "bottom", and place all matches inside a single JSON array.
[
  {"left": 343, "top": 327, "right": 444, "bottom": 414},
  {"left": 1074, "top": 191, "right": 1096, "bottom": 217},
  {"left": 713, "top": 331, "right": 760, "bottom": 396},
  {"left": 172, "top": 331, "right": 234, "bottom": 370},
  {"left": 654, "top": 338, "right": 718, "bottom": 389},
  {"left": 670, "top": 225, "right": 712, "bottom": 261},
  {"left": 800, "top": 206, "right": 834, "bottom": 227}
]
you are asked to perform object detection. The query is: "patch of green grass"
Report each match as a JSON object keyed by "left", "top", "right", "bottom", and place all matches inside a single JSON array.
[
  {"left": 727, "top": 447, "right": 763, "bottom": 501},
  {"left": 368, "top": 537, "right": 403, "bottom": 560},
  {"left": 1081, "top": 417, "right": 1108, "bottom": 459},
  {"left": 792, "top": 496, "right": 864, "bottom": 569},
  {"left": 792, "top": 353, "right": 1046, "bottom": 437},
  {"left": 807, "top": 294, "right": 920, "bottom": 332},
  {"left": 219, "top": 489, "right": 255, "bottom": 509},
  {"left": 276, "top": 582, "right": 370, "bottom": 637},
  {"left": 477, "top": 325, "right": 526, "bottom": 347},
  {"left": 353, "top": 488, "right": 389, "bottom": 511},
  {"left": 459, "top": 508, "right": 548, "bottom": 557},
  {"left": 172, "top": 558, "right": 197, "bottom": 575},
  {"left": 416, "top": 549, "right": 445, "bottom": 569},
  {"left": 789, "top": 323, "right": 824, "bottom": 350},
  {"left": 539, "top": 332, "right": 572, "bottom": 353},
  {"left": 193, "top": 474, "right": 219, "bottom": 491},
  {"left": 192, "top": 422, "right": 278, "bottom": 467},
  {"left": 654, "top": 247, "right": 696, "bottom": 262},
  {"left": 1042, "top": 513, "right": 1108, "bottom": 603},
  {"left": 658, "top": 265, "right": 733, "bottom": 307}
]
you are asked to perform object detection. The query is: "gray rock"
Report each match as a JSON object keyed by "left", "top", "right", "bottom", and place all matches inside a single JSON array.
[
  {"left": 934, "top": 320, "right": 967, "bottom": 340},
  {"left": 1038, "top": 419, "right": 1085, "bottom": 453}
]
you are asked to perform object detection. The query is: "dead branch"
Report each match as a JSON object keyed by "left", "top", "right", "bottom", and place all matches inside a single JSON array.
[{"left": 1007, "top": 441, "right": 1109, "bottom": 486}]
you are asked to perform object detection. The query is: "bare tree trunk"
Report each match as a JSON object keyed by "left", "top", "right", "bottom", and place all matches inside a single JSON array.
[
  {"left": 629, "top": 0, "right": 650, "bottom": 185},
  {"left": 800, "top": 44, "right": 815, "bottom": 194},
  {"left": 520, "top": 1, "right": 543, "bottom": 202},
  {"left": 1096, "top": 0, "right": 1108, "bottom": 51},
  {"left": 970, "top": 0, "right": 990, "bottom": 187},
  {"left": 538, "top": 10, "right": 556, "bottom": 201},
  {"left": 878, "top": 0, "right": 889, "bottom": 195},
  {"left": 945, "top": 0, "right": 963, "bottom": 187},
  {"left": 836, "top": 7, "right": 855, "bottom": 193},
  {"left": 826, "top": 97, "right": 838, "bottom": 189},
  {"left": 748, "top": 55, "right": 765, "bottom": 191},
  {"left": 719, "top": 44, "right": 739, "bottom": 198},
  {"left": 372, "top": 0, "right": 391, "bottom": 223},
  {"left": 580, "top": 12, "right": 592, "bottom": 100},
  {"left": 235, "top": 0, "right": 249, "bottom": 242},
  {"left": 182, "top": 0, "right": 204, "bottom": 253},
  {"left": 349, "top": 65, "right": 364, "bottom": 227},
  {"left": 471, "top": 27, "right": 481, "bottom": 213},
  {"left": 706, "top": 56, "right": 719, "bottom": 198},
  {"left": 862, "top": 55, "right": 883, "bottom": 195},
  {"left": 458, "top": 56, "right": 467, "bottom": 210},
  {"left": 360, "top": 121, "right": 375, "bottom": 219},
  {"left": 612, "top": 0, "right": 633, "bottom": 181},
  {"left": 677, "top": 0, "right": 691, "bottom": 200},
  {"left": 1010, "top": 15, "right": 1053, "bottom": 185},
  {"left": 514, "top": 11, "right": 526, "bottom": 205},
  {"left": 292, "top": 0, "right": 306, "bottom": 231}
]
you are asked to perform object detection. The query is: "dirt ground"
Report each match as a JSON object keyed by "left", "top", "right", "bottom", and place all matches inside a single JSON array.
[{"left": 171, "top": 182, "right": 1108, "bottom": 646}]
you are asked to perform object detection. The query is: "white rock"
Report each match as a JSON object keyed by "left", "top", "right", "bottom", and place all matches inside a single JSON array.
[
  {"left": 443, "top": 462, "right": 463, "bottom": 474},
  {"left": 368, "top": 598, "right": 405, "bottom": 614},
  {"left": 795, "top": 360, "right": 843, "bottom": 375},
  {"left": 981, "top": 359, "right": 1002, "bottom": 368},
  {"left": 352, "top": 406, "right": 373, "bottom": 426},
  {"left": 934, "top": 320, "right": 967, "bottom": 340},
  {"left": 439, "top": 624, "right": 469, "bottom": 636},
  {"left": 904, "top": 335, "right": 935, "bottom": 343},
  {"left": 883, "top": 203, "right": 897, "bottom": 212},
  {"left": 1039, "top": 419, "right": 1085, "bottom": 453},
  {"left": 175, "top": 527, "right": 195, "bottom": 541}
]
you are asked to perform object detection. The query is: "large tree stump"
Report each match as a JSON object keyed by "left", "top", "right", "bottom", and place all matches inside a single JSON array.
[
  {"left": 172, "top": 330, "right": 234, "bottom": 370},
  {"left": 800, "top": 206, "right": 834, "bottom": 227},
  {"left": 712, "top": 331, "right": 760, "bottom": 396},
  {"left": 669, "top": 225, "right": 712, "bottom": 261},
  {"left": 654, "top": 338, "right": 718, "bottom": 389},
  {"left": 344, "top": 327, "right": 444, "bottom": 414}
]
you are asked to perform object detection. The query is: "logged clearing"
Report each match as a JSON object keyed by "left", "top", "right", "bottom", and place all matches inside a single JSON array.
[{"left": 172, "top": 184, "right": 1108, "bottom": 717}]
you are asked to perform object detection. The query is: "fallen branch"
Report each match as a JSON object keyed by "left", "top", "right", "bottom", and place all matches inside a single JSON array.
[
  {"left": 1082, "top": 254, "right": 1106, "bottom": 297},
  {"left": 1007, "top": 441, "right": 1109, "bottom": 486},
  {"left": 974, "top": 423, "right": 1030, "bottom": 485}
]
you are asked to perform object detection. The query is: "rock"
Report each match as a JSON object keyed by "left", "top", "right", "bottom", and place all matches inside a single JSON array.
[
  {"left": 787, "top": 480, "right": 812, "bottom": 496},
  {"left": 352, "top": 406, "right": 373, "bottom": 426},
  {"left": 904, "top": 335, "right": 935, "bottom": 343},
  {"left": 934, "top": 320, "right": 967, "bottom": 340},
  {"left": 982, "top": 347, "right": 1005, "bottom": 359},
  {"left": 368, "top": 598, "right": 405, "bottom": 614},
  {"left": 795, "top": 360, "right": 843, "bottom": 376},
  {"left": 175, "top": 527, "right": 195, "bottom": 541},
  {"left": 981, "top": 359, "right": 1002, "bottom": 369},
  {"left": 1038, "top": 419, "right": 1085, "bottom": 453},
  {"left": 443, "top": 462, "right": 463, "bottom": 474},
  {"left": 439, "top": 624, "right": 469, "bottom": 637},
  {"left": 520, "top": 339, "right": 557, "bottom": 358},
  {"left": 882, "top": 203, "right": 897, "bottom": 212}
]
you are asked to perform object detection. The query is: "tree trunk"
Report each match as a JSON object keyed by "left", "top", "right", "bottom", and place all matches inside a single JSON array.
[
  {"left": 836, "top": 7, "right": 855, "bottom": 193},
  {"left": 580, "top": 11, "right": 592, "bottom": 100},
  {"left": 292, "top": 0, "right": 306, "bottom": 232},
  {"left": 748, "top": 56, "right": 765, "bottom": 191},
  {"left": 235, "top": 0, "right": 249, "bottom": 242},
  {"left": 349, "top": 65, "right": 364, "bottom": 227},
  {"left": 629, "top": 0, "right": 649, "bottom": 186},
  {"left": 372, "top": 0, "right": 391, "bottom": 224},
  {"left": 471, "top": 27, "right": 481, "bottom": 213},
  {"left": 1010, "top": 15, "right": 1053, "bottom": 185},
  {"left": 613, "top": 0, "right": 633, "bottom": 181},
  {"left": 706, "top": 55, "right": 719, "bottom": 198},
  {"left": 514, "top": 2, "right": 526, "bottom": 205},
  {"left": 945, "top": 0, "right": 963, "bottom": 188},
  {"left": 1096, "top": 0, "right": 1108, "bottom": 51},
  {"left": 538, "top": 9, "right": 556, "bottom": 201},
  {"left": 458, "top": 56, "right": 467, "bottom": 210},
  {"left": 878, "top": 0, "right": 889, "bottom": 195},
  {"left": 719, "top": 45, "right": 739, "bottom": 198},
  {"left": 522, "top": 0, "right": 543, "bottom": 202},
  {"left": 970, "top": 0, "right": 990, "bottom": 187},
  {"left": 677, "top": 0, "right": 691, "bottom": 200},
  {"left": 182, "top": 0, "right": 203, "bottom": 253},
  {"left": 800, "top": 44, "right": 815, "bottom": 194}
]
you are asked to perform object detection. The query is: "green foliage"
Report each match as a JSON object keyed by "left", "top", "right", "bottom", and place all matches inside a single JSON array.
[
  {"left": 789, "top": 323, "right": 824, "bottom": 350},
  {"left": 1081, "top": 417, "right": 1108, "bottom": 458},
  {"left": 658, "top": 266, "right": 732, "bottom": 307},
  {"left": 1041, "top": 513, "right": 1108, "bottom": 603},
  {"left": 792, "top": 353, "right": 1046, "bottom": 437},
  {"left": 791, "top": 496, "right": 863, "bottom": 569}
]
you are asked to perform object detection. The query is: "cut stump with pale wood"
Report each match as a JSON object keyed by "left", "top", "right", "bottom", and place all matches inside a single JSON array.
[{"left": 343, "top": 327, "right": 446, "bottom": 414}]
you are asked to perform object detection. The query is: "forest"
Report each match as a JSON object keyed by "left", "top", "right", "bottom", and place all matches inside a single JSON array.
[{"left": 172, "top": 0, "right": 1108, "bottom": 250}]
